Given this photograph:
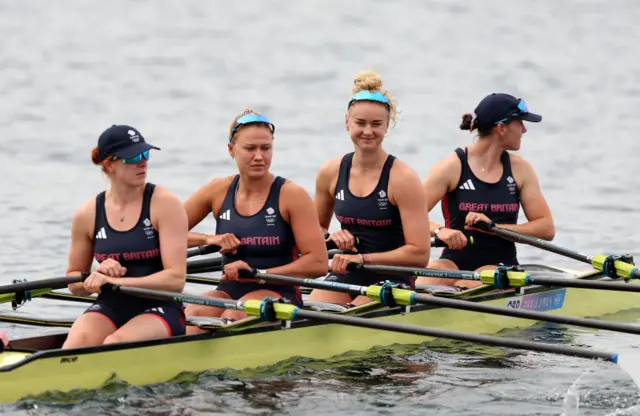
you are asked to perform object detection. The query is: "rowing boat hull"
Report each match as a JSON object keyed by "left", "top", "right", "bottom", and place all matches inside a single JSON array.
[{"left": 0, "top": 265, "right": 638, "bottom": 403}]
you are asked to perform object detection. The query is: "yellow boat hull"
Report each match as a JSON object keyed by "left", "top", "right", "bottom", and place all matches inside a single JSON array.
[{"left": 0, "top": 265, "right": 638, "bottom": 403}]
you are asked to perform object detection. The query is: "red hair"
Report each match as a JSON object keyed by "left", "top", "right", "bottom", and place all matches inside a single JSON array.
[{"left": 91, "top": 147, "right": 112, "bottom": 174}]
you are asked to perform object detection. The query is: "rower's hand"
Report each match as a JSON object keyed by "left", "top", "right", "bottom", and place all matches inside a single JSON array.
[
  {"left": 206, "top": 233, "right": 241, "bottom": 255},
  {"left": 435, "top": 228, "right": 468, "bottom": 250},
  {"left": 330, "top": 253, "right": 362, "bottom": 274},
  {"left": 464, "top": 212, "right": 493, "bottom": 234},
  {"left": 221, "top": 260, "right": 253, "bottom": 281},
  {"left": 327, "top": 230, "right": 357, "bottom": 252},
  {"left": 83, "top": 271, "right": 115, "bottom": 294},
  {"left": 96, "top": 258, "right": 127, "bottom": 277}
]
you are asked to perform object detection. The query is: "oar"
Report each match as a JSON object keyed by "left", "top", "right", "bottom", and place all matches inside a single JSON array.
[
  {"left": 237, "top": 270, "right": 640, "bottom": 336},
  {"left": 431, "top": 235, "right": 475, "bottom": 248},
  {"left": 187, "top": 244, "right": 221, "bottom": 258},
  {"left": 0, "top": 274, "right": 87, "bottom": 295},
  {"left": 103, "top": 283, "right": 640, "bottom": 381},
  {"left": 473, "top": 221, "right": 640, "bottom": 280},
  {"left": 345, "top": 263, "right": 640, "bottom": 293}
]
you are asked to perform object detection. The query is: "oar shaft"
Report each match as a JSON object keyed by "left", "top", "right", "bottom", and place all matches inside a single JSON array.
[
  {"left": 246, "top": 271, "right": 640, "bottom": 336},
  {"left": 111, "top": 285, "right": 245, "bottom": 311},
  {"left": 412, "top": 293, "right": 640, "bottom": 335},
  {"left": 109, "top": 282, "right": 617, "bottom": 363},
  {"left": 474, "top": 222, "right": 592, "bottom": 264},
  {"left": 0, "top": 275, "right": 84, "bottom": 295},
  {"left": 346, "top": 263, "right": 480, "bottom": 281},
  {"left": 528, "top": 276, "right": 640, "bottom": 292},
  {"left": 294, "top": 309, "right": 615, "bottom": 362}
]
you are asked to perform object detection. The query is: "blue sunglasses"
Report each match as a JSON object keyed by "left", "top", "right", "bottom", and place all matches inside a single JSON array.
[
  {"left": 229, "top": 113, "right": 276, "bottom": 142},
  {"left": 347, "top": 90, "right": 390, "bottom": 110},
  {"left": 495, "top": 99, "right": 529, "bottom": 125},
  {"left": 112, "top": 149, "right": 150, "bottom": 164}
]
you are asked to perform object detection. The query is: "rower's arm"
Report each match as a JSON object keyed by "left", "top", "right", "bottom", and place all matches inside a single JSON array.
[
  {"left": 183, "top": 178, "right": 225, "bottom": 247},
  {"left": 314, "top": 159, "right": 340, "bottom": 234},
  {"left": 265, "top": 183, "right": 328, "bottom": 278},
  {"left": 116, "top": 189, "right": 188, "bottom": 292},
  {"left": 66, "top": 200, "right": 95, "bottom": 296},
  {"left": 367, "top": 164, "right": 431, "bottom": 267},
  {"left": 422, "top": 154, "right": 460, "bottom": 236},
  {"left": 496, "top": 157, "right": 555, "bottom": 240}
]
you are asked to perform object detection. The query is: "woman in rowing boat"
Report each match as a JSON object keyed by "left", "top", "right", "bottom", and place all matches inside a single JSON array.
[
  {"left": 419, "top": 93, "right": 555, "bottom": 287},
  {"left": 306, "top": 70, "right": 431, "bottom": 306},
  {"left": 182, "top": 109, "right": 328, "bottom": 331},
  {"left": 63, "top": 125, "right": 189, "bottom": 349}
]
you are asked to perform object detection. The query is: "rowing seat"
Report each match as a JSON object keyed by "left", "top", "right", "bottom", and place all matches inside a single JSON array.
[
  {"left": 185, "top": 316, "right": 230, "bottom": 328},
  {"left": 302, "top": 301, "right": 349, "bottom": 313}
]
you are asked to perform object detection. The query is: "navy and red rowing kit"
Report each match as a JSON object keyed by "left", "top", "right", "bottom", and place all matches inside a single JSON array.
[
  {"left": 326, "top": 152, "right": 411, "bottom": 289},
  {"left": 86, "top": 183, "right": 186, "bottom": 336},
  {"left": 214, "top": 175, "right": 302, "bottom": 306},
  {"left": 439, "top": 147, "right": 520, "bottom": 270}
]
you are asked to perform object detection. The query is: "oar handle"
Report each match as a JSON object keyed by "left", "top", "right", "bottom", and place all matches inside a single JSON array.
[
  {"left": 325, "top": 236, "right": 360, "bottom": 251},
  {"left": 186, "top": 245, "right": 221, "bottom": 258},
  {"left": 431, "top": 235, "right": 475, "bottom": 248},
  {"left": 470, "top": 221, "right": 495, "bottom": 233}
]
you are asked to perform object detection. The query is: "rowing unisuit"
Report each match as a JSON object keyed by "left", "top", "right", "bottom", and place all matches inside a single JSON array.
[
  {"left": 88, "top": 183, "right": 186, "bottom": 335},
  {"left": 329, "top": 152, "right": 410, "bottom": 286},
  {"left": 215, "top": 175, "right": 302, "bottom": 305},
  {"left": 440, "top": 147, "right": 520, "bottom": 270}
]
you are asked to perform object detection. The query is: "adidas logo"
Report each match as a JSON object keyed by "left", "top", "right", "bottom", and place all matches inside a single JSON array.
[
  {"left": 219, "top": 209, "right": 231, "bottom": 220},
  {"left": 335, "top": 189, "right": 345, "bottom": 201},
  {"left": 459, "top": 179, "right": 476, "bottom": 191},
  {"left": 95, "top": 227, "right": 107, "bottom": 239}
]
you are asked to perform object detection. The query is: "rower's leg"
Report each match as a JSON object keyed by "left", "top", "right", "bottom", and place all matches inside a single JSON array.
[
  {"left": 62, "top": 312, "right": 116, "bottom": 349},
  {"left": 306, "top": 288, "right": 353, "bottom": 306},
  {"left": 220, "top": 289, "right": 283, "bottom": 321},
  {"left": 102, "top": 314, "right": 172, "bottom": 344},
  {"left": 184, "top": 290, "right": 232, "bottom": 335}
]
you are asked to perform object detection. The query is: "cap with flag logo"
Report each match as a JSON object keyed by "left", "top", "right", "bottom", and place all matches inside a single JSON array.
[
  {"left": 474, "top": 93, "right": 542, "bottom": 130},
  {"left": 96, "top": 125, "right": 161, "bottom": 162}
]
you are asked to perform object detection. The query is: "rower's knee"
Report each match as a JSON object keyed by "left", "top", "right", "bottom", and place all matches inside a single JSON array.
[
  {"left": 102, "top": 333, "right": 126, "bottom": 345},
  {"left": 63, "top": 331, "right": 105, "bottom": 349}
]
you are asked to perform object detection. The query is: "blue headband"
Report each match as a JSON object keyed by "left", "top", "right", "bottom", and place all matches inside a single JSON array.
[
  {"left": 347, "top": 90, "right": 390, "bottom": 110},
  {"left": 229, "top": 113, "right": 276, "bottom": 142}
]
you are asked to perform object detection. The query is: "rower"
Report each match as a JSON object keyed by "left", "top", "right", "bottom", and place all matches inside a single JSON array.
[
  {"left": 306, "top": 70, "right": 431, "bottom": 307},
  {"left": 420, "top": 93, "right": 555, "bottom": 287},
  {"left": 182, "top": 109, "right": 328, "bottom": 332},
  {"left": 63, "top": 125, "right": 189, "bottom": 349}
]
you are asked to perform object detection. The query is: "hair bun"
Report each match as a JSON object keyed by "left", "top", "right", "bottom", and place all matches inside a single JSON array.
[
  {"left": 459, "top": 113, "right": 474, "bottom": 131},
  {"left": 352, "top": 70, "right": 384, "bottom": 94}
]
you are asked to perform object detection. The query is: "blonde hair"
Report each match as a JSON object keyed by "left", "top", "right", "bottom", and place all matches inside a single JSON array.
[
  {"left": 228, "top": 107, "right": 271, "bottom": 144},
  {"left": 350, "top": 70, "right": 397, "bottom": 124}
]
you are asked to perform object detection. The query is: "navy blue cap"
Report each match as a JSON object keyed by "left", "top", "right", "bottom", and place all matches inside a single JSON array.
[
  {"left": 474, "top": 93, "right": 542, "bottom": 130},
  {"left": 96, "top": 125, "right": 160, "bottom": 162}
]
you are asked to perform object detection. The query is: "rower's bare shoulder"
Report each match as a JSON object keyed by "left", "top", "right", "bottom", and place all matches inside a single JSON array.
[
  {"left": 71, "top": 197, "right": 96, "bottom": 230},
  {"left": 151, "top": 185, "right": 182, "bottom": 205},
  {"left": 201, "top": 175, "right": 236, "bottom": 195},
  {"left": 316, "top": 157, "right": 341, "bottom": 179},
  {"left": 281, "top": 179, "right": 312, "bottom": 200},
  {"left": 390, "top": 158, "right": 422, "bottom": 184},
  {"left": 507, "top": 152, "right": 536, "bottom": 179},
  {"left": 424, "top": 152, "right": 462, "bottom": 183}
]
